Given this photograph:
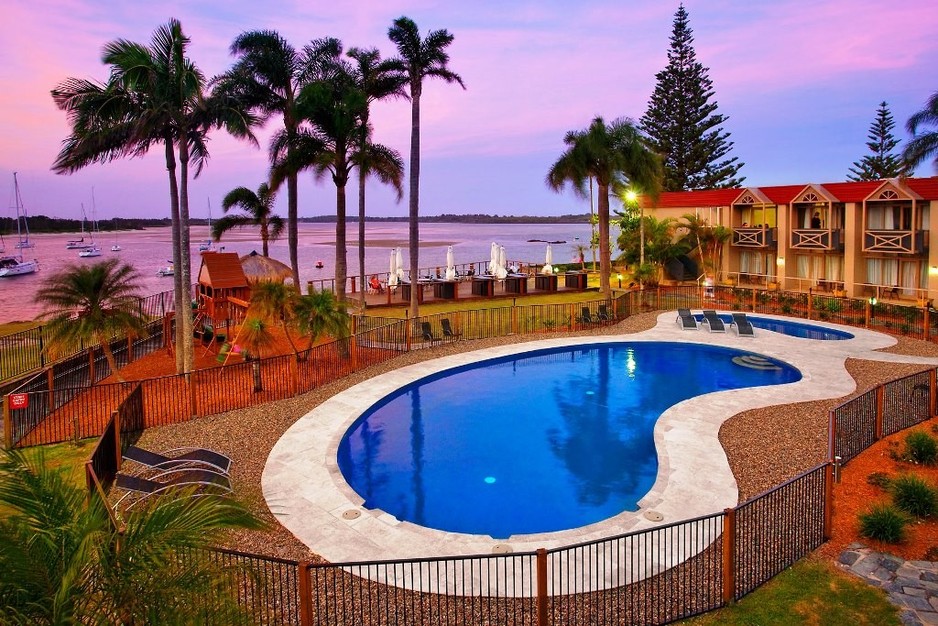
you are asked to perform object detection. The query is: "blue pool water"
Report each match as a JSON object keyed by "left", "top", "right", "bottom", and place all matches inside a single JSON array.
[
  {"left": 337, "top": 342, "right": 801, "bottom": 538},
  {"left": 694, "top": 314, "right": 854, "bottom": 340}
]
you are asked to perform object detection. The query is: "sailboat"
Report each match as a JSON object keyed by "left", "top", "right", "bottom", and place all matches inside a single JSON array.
[
  {"left": 78, "top": 190, "right": 102, "bottom": 258},
  {"left": 111, "top": 234, "right": 122, "bottom": 252},
  {"left": 0, "top": 173, "right": 39, "bottom": 277},
  {"left": 66, "top": 204, "right": 92, "bottom": 250},
  {"left": 198, "top": 198, "right": 214, "bottom": 252}
]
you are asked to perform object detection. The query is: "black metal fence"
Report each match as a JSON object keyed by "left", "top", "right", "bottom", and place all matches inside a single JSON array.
[{"left": 830, "top": 368, "right": 936, "bottom": 464}]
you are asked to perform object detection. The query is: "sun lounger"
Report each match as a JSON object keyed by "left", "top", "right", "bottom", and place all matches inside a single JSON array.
[
  {"left": 441, "top": 318, "right": 461, "bottom": 339},
  {"left": 731, "top": 312, "right": 755, "bottom": 337},
  {"left": 579, "top": 307, "right": 597, "bottom": 324},
  {"left": 421, "top": 321, "right": 441, "bottom": 344},
  {"left": 597, "top": 304, "right": 611, "bottom": 321},
  {"left": 701, "top": 310, "right": 726, "bottom": 333},
  {"left": 676, "top": 308, "right": 698, "bottom": 330},
  {"left": 123, "top": 445, "right": 231, "bottom": 474},
  {"left": 115, "top": 468, "right": 232, "bottom": 507}
]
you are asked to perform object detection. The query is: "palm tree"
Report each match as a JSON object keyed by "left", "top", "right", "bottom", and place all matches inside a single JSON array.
[
  {"left": 679, "top": 213, "right": 731, "bottom": 277},
  {"left": 0, "top": 448, "right": 262, "bottom": 624},
  {"left": 547, "top": 117, "right": 662, "bottom": 300},
  {"left": 348, "top": 47, "right": 407, "bottom": 299},
  {"left": 903, "top": 90, "right": 938, "bottom": 173},
  {"left": 247, "top": 280, "right": 301, "bottom": 355},
  {"left": 215, "top": 33, "right": 342, "bottom": 287},
  {"left": 34, "top": 259, "right": 147, "bottom": 383},
  {"left": 215, "top": 183, "right": 285, "bottom": 257},
  {"left": 387, "top": 16, "right": 465, "bottom": 318},
  {"left": 52, "top": 19, "right": 255, "bottom": 375},
  {"left": 294, "top": 288, "right": 350, "bottom": 351}
]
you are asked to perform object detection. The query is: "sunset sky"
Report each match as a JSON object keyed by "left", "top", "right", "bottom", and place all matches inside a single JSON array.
[{"left": 2, "top": 0, "right": 936, "bottom": 221}]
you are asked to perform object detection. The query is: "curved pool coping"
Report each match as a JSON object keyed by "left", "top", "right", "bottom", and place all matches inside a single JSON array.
[{"left": 262, "top": 311, "right": 938, "bottom": 565}]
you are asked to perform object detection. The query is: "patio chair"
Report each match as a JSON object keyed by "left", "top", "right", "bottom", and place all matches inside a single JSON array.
[
  {"left": 579, "top": 307, "right": 597, "bottom": 324},
  {"left": 421, "top": 321, "right": 441, "bottom": 344},
  {"left": 676, "top": 308, "right": 698, "bottom": 330},
  {"left": 441, "top": 318, "right": 461, "bottom": 339},
  {"left": 701, "top": 310, "right": 726, "bottom": 333},
  {"left": 115, "top": 468, "right": 232, "bottom": 508},
  {"left": 597, "top": 304, "right": 611, "bottom": 321},
  {"left": 123, "top": 445, "right": 231, "bottom": 475},
  {"left": 731, "top": 312, "right": 755, "bottom": 337}
]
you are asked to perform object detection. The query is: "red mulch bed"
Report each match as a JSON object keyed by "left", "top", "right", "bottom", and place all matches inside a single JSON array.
[{"left": 817, "top": 418, "right": 938, "bottom": 561}]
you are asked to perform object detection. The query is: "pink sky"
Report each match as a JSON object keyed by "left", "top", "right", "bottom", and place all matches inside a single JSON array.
[{"left": 2, "top": 0, "right": 936, "bottom": 220}]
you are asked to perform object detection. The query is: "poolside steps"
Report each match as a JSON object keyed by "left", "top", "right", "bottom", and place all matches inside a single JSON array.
[{"left": 731, "top": 354, "right": 782, "bottom": 371}]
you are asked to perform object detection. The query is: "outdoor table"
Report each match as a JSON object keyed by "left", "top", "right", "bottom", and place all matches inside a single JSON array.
[
  {"left": 564, "top": 272, "right": 588, "bottom": 290},
  {"left": 471, "top": 277, "right": 495, "bottom": 297},
  {"left": 504, "top": 274, "right": 528, "bottom": 294},
  {"left": 534, "top": 274, "right": 558, "bottom": 292},
  {"left": 399, "top": 282, "right": 425, "bottom": 304},
  {"left": 432, "top": 280, "right": 458, "bottom": 300}
]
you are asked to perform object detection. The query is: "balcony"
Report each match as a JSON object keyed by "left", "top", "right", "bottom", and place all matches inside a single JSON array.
[
  {"left": 863, "top": 230, "right": 927, "bottom": 254},
  {"left": 790, "top": 228, "right": 843, "bottom": 251},
  {"left": 732, "top": 227, "right": 777, "bottom": 249}
]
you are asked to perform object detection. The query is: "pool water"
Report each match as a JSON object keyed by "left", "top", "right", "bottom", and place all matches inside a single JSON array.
[
  {"left": 694, "top": 314, "right": 854, "bottom": 340},
  {"left": 337, "top": 342, "right": 801, "bottom": 538}
]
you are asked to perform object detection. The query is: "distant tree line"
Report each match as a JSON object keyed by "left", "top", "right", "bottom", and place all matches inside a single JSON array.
[{"left": 0, "top": 213, "right": 591, "bottom": 235}]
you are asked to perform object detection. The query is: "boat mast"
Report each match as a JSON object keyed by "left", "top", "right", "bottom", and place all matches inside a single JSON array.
[{"left": 13, "top": 172, "right": 26, "bottom": 258}]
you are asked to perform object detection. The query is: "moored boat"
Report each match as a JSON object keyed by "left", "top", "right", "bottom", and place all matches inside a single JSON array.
[{"left": 0, "top": 173, "right": 39, "bottom": 278}]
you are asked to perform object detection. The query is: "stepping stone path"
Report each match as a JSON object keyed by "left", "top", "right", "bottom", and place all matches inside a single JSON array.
[{"left": 839, "top": 544, "right": 938, "bottom": 625}]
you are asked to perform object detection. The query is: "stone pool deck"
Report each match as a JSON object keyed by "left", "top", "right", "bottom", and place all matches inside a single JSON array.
[{"left": 262, "top": 310, "right": 938, "bottom": 566}]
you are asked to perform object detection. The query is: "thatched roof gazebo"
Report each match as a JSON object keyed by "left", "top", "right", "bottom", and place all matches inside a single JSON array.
[{"left": 240, "top": 251, "right": 293, "bottom": 284}]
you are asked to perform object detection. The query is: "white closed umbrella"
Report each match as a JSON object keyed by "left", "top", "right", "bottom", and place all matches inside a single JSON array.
[
  {"left": 543, "top": 243, "right": 553, "bottom": 274},
  {"left": 388, "top": 249, "right": 399, "bottom": 286},
  {"left": 396, "top": 247, "right": 405, "bottom": 282},
  {"left": 488, "top": 242, "right": 498, "bottom": 275},
  {"left": 496, "top": 245, "right": 508, "bottom": 279},
  {"left": 445, "top": 245, "right": 456, "bottom": 280}
]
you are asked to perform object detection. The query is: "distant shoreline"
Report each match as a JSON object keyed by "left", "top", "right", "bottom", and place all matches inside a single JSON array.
[{"left": 1, "top": 213, "right": 591, "bottom": 235}]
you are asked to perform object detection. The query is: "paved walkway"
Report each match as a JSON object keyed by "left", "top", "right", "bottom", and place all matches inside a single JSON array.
[{"left": 839, "top": 544, "right": 938, "bottom": 625}]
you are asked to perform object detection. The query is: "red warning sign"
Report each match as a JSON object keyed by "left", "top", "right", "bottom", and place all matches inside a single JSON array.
[{"left": 8, "top": 393, "right": 29, "bottom": 409}]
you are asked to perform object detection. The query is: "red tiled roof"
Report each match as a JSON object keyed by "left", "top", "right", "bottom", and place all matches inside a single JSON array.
[{"left": 643, "top": 177, "right": 938, "bottom": 207}]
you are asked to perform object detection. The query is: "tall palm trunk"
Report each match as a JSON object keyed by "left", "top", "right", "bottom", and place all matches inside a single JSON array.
[
  {"left": 164, "top": 135, "right": 185, "bottom": 374},
  {"left": 178, "top": 138, "right": 194, "bottom": 374},
  {"left": 261, "top": 221, "right": 270, "bottom": 257},
  {"left": 96, "top": 331, "right": 125, "bottom": 383},
  {"left": 597, "top": 181, "right": 612, "bottom": 300},
  {"left": 288, "top": 171, "right": 300, "bottom": 287},
  {"left": 408, "top": 84, "right": 421, "bottom": 318},
  {"left": 357, "top": 173, "right": 366, "bottom": 305},
  {"left": 335, "top": 173, "right": 348, "bottom": 303}
]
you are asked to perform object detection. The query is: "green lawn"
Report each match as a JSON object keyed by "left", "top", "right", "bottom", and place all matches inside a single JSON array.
[
  {"left": 0, "top": 440, "right": 93, "bottom": 518},
  {"left": 678, "top": 557, "right": 900, "bottom": 625}
]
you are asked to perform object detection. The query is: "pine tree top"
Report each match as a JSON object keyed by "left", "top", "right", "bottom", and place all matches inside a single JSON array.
[
  {"left": 641, "top": 4, "right": 745, "bottom": 191},
  {"left": 847, "top": 101, "right": 908, "bottom": 181}
]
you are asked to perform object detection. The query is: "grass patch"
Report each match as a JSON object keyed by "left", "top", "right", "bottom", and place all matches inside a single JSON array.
[
  {"left": 0, "top": 439, "right": 93, "bottom": 519},
  {"left": 890, "top": 474, "right": 938, "bottom": 518},
  {"left": 859, "top": 503, "right": 909, "bottom": 543},
  {"left": 679, "top": 557, "right": 899, "bottom": 625},
  {"left": 903, "top": 431, "right": 938, "bottom": 465}
]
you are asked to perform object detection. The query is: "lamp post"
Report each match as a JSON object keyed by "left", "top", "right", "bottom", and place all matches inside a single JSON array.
[{"left": 617, "top": 273, "right": 623, "bottom": 289}]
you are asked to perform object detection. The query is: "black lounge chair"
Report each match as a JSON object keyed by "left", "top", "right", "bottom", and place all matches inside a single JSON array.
[
  {"left": 123, "top": 445, "right": 231, "bottom": 474},
  {"left": 701, "top": 310, "right": 726, "bottom": 333},
  {"left": 441, "top": 318, "right": 461, "bottom": 339},
  {"left": 579, "top": 307, "right": 597, "bottom": 324},
  {"left": 597, "top": 304, "right": 611, "bottom": 321},
  {"left": 676, "top": 308, "right": 698, "bottom": 330},
  {"left": 731, "top": 312, "right": 755, "bottom": 337},
  {"left": 421, "top": 321, "right": 441, "bottom": 344},
  {"left": 115, "top": 468, "right": 232, "bottom": 507}
]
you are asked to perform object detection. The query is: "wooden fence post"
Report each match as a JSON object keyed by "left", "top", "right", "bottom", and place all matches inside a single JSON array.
[
  {"left": 187, "top": 373, "right": 198, "bottom": 418},
  {"left": 656, "top": 286, "right": 661, "bottom": 310},
  {"left": 928, "top": 369, "right": 938, "bottom": 417},
  {"left": 290, "top": 354, "right": 299, "bottom": 398},
  {"left": 823, "top": 462, "right": 834, "bottom": 541},
  {"left": 722, "top": 507, "right": 736, "bottom": 605},
  {"left": 924, "top": 305, "right": 930, "bottom": 341},
  {"left": 828, "top": 410, "right": 838, "bottom": 460},
  {"left": 3, "top": 396, "right": 11, "bottom": 450},
  {"left": 807, "top": 289, "right": 813, "bottom": 320},
  {"left": 536, "top": 548, "right": 548, "bottom": 626},
  {"left": 569, "top": 304, "right": 575, "bottom": 331},
  {"left": 875, "top": 386, "right": 885, "bottom": 440},
  {"left": 298, "top": 561, "right": 311, "bottom": 626},
  {"left": 865, "top": 300, "right": 871, "bottom": 328},
  {"left": 349, "top": 317, "right": 358, "bottom": 371}
]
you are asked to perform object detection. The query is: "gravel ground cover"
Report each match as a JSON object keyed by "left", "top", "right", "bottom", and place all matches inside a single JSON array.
[{"left": 130, "top": 314, "right": 938, "bottom": 563}]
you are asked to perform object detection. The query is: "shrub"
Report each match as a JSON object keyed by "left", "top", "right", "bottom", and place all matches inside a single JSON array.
[
  {"left": 867, "top": 472, "right": 892, "bottom": 489},
  {"left": 904, "top": 431, "right": 938, "bottom": 465},
  {"left": 858, "top": 504, "right": 908, "bottom": 543},
  {"left": 890, "top": 474, "right": 938, "bottom": 518}
]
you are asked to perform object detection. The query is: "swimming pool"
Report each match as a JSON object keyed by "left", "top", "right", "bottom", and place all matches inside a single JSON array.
[
  {"left": 694, "top": 314, "right": 854, "bottom": 340},
  {"left": 337, "top": 342, "right": 801, "bottom": 538}
]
